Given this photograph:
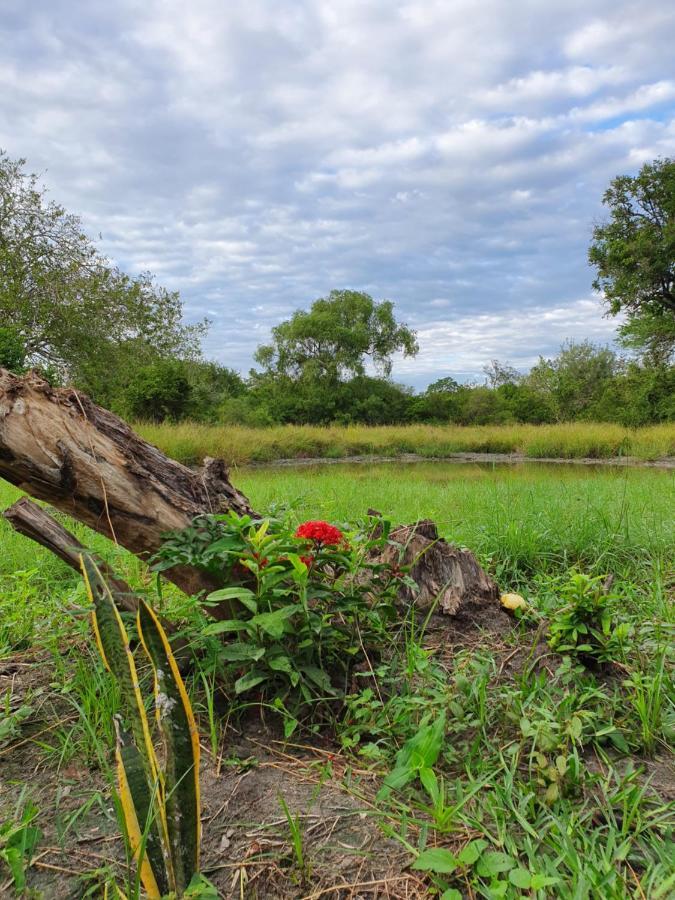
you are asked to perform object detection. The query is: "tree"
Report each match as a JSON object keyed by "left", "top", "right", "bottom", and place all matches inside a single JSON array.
[
  {"left": 482, "top": 359, "right": 521, "bottom": 389},
  {"left": 526, "top": 340, "right": 623, "bottom": 421},
  {"left": 589, "top": 157, "right": 675, "bottom": 360},
  {"left": 425, "top": 376, "right": 460, "bottom": 394},
  {"left": 124, "top": 359, "right": 192, "bottom": 422},
  {"left": 0, "top": 151, "right": 206, "bottom": 388},
  {"left": 0, "top": 326, "right": 25, "bottom": 373},
  {"left": 254, "top": 290, "right": 418, "bottom": 382}
]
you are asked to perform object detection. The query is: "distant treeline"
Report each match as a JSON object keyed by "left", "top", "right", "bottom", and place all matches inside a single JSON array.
[{"left": 87, "top": 339, "right": 675, "bottom": 427}]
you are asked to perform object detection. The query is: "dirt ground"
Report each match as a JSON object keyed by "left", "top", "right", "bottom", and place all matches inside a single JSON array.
[{"left": 2, "top": 609, "right": 673, "bottom": 899}]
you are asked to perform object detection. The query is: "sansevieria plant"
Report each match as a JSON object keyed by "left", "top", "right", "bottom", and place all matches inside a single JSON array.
[{"left": 81, "top": 553, "right": 200, "bottom": 898}]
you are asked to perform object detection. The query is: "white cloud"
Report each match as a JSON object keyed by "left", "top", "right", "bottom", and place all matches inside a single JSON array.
[{"left": 0, "top": 0, "right": 673, "bottom": 385}]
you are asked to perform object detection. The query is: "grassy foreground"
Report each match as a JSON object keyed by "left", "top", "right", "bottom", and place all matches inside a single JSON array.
[
  {"left": 135, "top": 421, "right": 675, "bottom": 466},
  {"left": 1, "top": 463, "right": 673, "bottom": 897}
]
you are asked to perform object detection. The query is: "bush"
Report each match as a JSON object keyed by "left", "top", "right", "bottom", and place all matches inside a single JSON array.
[
  {"left": 548, "top": 572, "right": 630, "bottom": 664},
  {"left": 154, "top": 511, "right": 407, "bottom": 733},
  {"left": 0, "top": 327, "right": 26, "bottom": 374},
  {"left": 124, "top": 359, "right": 192, "bottom": 422}
]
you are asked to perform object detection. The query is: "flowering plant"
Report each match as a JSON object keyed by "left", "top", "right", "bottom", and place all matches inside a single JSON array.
[{"left": 156, "top": 510, "right": 408, "bottom": 733}]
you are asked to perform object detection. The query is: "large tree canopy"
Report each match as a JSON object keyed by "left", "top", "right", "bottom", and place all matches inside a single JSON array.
[
  {"left": 0, "top": 151, "right": 205, "bottom": 387},
  {"left": 589, "top": 157, "right": 675, "bottom": 360},
  {"left": 254, "top": 289, "right": 418, "bottom": 382}
]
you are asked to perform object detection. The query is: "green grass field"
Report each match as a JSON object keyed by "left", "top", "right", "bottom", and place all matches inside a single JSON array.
[
  {"left": 1, "top": 462, "right": 673, "bottom": 898},
  {"left": 136, "top": 420, "right": 675, "bottom": 466}
]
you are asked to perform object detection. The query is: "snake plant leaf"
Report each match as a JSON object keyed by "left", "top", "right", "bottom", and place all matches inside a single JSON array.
[
  {"left": 81, "top": 553, "right": 174, "bottom": 890},
  {"left": 81, "top": 555, "right": 160, "bottom": 782},
  {"left": 137, "top": 599, "right": 201, "bottom": 894},
  {"left": 114, "top": 718, "right": 168, "bottom": 899}
]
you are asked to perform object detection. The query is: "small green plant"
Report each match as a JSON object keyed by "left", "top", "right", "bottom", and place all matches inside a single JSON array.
[
  {"left": 0, "top": 691, "right": 33, "bottom": 747},
  {"left": 0, "top": 793, "right": 41, "bottom": 894},
  {"left": 624, "top": 652, "right": 673, "bottom": 754},
  {"left": 81, "top": 553, "right": 200, "bottom": 899},
  {"left": 376, "top": 713, "right": 446, "bottom": 801},
  {"left": 412, "top": 839, "right": 559, "bottom": 898},
  {"left": 156, "top": 512, "right": 404, "bottom": 731},
  {"left": 548, "top": 571, "right": 627, "bottom": 663},
  {"left": 278, "top": 794, "right": 309, "bottom": 880}
]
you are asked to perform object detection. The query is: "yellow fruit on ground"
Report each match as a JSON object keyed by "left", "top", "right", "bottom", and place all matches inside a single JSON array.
[{"left": 500, "top": 592, "right": 527, "bottom": 611}]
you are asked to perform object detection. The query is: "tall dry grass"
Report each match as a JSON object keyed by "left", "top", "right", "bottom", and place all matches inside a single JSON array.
[{"left": 134, "top": 421, "right": 675, "bottom": 466}]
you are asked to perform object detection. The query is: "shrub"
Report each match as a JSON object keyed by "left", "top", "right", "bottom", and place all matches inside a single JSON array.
[
  {"left": 548, "top": 572, "right": 630, "bottom": 664},
  {"left": 124, "top": 359, "right": 192, "bottom": 422},
  {"left": 0, "top": 327, "right": 26, "bottom": 374},
  {"left": 154, "top": 512, "right": 407, "bottom": 733}
]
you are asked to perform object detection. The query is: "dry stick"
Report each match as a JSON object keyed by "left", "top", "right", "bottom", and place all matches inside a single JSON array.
[{"left": 300, "top": 875, "right": 426, "bottom": 900}]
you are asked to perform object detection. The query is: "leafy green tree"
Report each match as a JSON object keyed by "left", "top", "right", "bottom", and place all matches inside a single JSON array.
[
  {"left": 124, "top": 359, "right": 192, "bottom": 422},
  {"left": 255, "top": 290, "right": 418, "bottom": 382},
  {"left": 0, "top": 326, "right": 26, "bottom": 373},
  {"left": 482, "top": 359, "right": 522, "bottom": 389},
  {"left": 526, "top": 341, "right": 623, "bottom": 421},
  {"left": 504, "top": 384, "right": 556, "bottom": 423},
  {"left": 425, "top": 376, "right": 460, "bottom": 394},
  {"left": 184, "top": 360, "right": 247, "bottom": 422},
  {"left": 335, "top": 377, "right": 413, "bottom": 425},
  {"left": 589, "top": 157, "right": 675, "bottom": 361},
  {"left": 456, "top": 386, "right": 511, "bottom": 425},
  {"left": 0, "top": 151, "right": 205, "bottom": 388}
]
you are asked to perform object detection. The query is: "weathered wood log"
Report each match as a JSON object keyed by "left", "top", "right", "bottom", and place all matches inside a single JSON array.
[
  {"left": 376, "top": 518, "right": 500, "bottom": 618},
  {"left": 0, "top": 368, "right": 253, "bottom": 600},
  {"left": 4, "top": 497, "right": 140, "bottom": 614}
]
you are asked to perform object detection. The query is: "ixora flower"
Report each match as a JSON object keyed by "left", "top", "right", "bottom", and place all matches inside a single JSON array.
[{"left": 295, "top": 520, "right": 344, "bottom": 546}]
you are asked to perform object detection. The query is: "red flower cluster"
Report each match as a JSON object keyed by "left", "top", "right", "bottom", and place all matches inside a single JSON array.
[
  {"left": 295, "top": 520, "right": 344, "bottom": 546},
  {"left": 300, "top": 555, "right": 314, "bottom": 568}
]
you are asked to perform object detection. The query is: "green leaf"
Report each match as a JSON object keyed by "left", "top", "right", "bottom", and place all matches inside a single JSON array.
[
  {"left": 301, "top": 666, "right": 335, "bottom": 694},
  {"left": 476, "top": 851, "right": 515, "bottom": 877},
  {"left": 206, "top": 587, "right": 257, "bottom": 613},
  {"left": 376, "top": 766, "right": 413, "bottom": 800},
  {"left": 441, "top": 891, "right": 462, "bottom": 900},
  {"left": 115, "top": 723, "right": 170, "bottom": 897},
  {"left": 268, "top": 654, "right": 293, "bottom": 674},
  {"left": 411, "top": 848, "right": 459, "bottom": 874},
  {"left": 531, "top": 874, "right": 560, "bottom": 889},
  {"left": 219, "top": 643, "right": 265, "bottom": 662},
  {"left": 283, "top": 716, "right": 299, "bottom": 739},
  {"left": 419, "top": 767, "right": 439, "bottom": 803},
  {"left": 250, "top": 605, "right": 299, "bottom": 638},
  {"left": 568, "top": 716, "right": 583, "bottom": 740},
  {"left": 234, "top": 671, "right": 267, "bottom": 694},
  {"left": 457, "top": 839, "right": 488, "bottom": 866},
  {"left": 203, "top": 620, "right": 249, "bottom": 635},
  {"left": 545, "top": 782, "right": 560, "bottom": 803},
  {"left": 509, "top": 867, "right": 532, "bottom": 888}
]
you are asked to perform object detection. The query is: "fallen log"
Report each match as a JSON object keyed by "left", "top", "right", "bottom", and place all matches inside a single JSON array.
[{"left": 0, "top": 368, "right": 500, "bottom": 624}]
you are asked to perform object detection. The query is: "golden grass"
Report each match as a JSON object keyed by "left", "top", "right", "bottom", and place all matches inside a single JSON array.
[{"left": 134, "top": 421, "right": 675, "bottom": 466}]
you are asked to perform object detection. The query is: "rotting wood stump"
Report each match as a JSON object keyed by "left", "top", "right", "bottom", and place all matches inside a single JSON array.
[{"left": 0, "top": 368, "right": 501, "bottom": 626}]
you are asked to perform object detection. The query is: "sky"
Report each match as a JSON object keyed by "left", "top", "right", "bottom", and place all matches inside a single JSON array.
[{"left": 1, "top": 1, "right": 674, "bottom": 388}]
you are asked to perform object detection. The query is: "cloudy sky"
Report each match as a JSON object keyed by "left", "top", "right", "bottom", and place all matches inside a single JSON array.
[{"left": 2, "top": 1, "right": 674, "bottom": 387}]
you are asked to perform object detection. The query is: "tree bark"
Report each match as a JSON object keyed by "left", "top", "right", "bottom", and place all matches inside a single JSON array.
[
  {"left": 0, "top": 368, "right": 252, "bottom": 600},
  {"left": 374, "top": 518, "right": 500, "bottom": 618}
]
